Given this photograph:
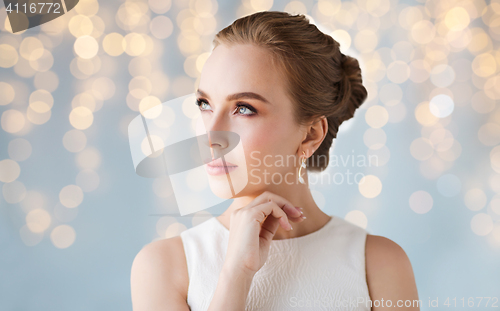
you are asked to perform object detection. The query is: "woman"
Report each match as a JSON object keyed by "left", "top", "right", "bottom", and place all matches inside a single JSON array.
[{"left": 131, "top": 11, "right": 420, "bottom": 310}]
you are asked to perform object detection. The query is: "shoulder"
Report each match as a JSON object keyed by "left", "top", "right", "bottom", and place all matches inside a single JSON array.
[
  {"left": 130, "top": 236, "right": 189, "bottom": 311},
  {"left": 365, "top": 234, "right": 411, "bottom": 267},
  {"left": 364, "top": 234, "right": 420, "bottom": 309},
  {"left": 132, "top": 236, "right": 188, "bottom": 278}
]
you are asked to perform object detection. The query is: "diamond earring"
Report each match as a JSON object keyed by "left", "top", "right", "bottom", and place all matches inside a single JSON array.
[{"left": 298, "top": 151, "right": 307, "bottom": 184}]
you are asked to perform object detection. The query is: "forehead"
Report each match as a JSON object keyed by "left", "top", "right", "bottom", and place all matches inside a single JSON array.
[{"left": 198, "top": 44, "right": 287, "bottom": 104}]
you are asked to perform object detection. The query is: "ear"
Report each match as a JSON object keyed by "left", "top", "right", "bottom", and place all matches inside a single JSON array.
[{"left": 299, "top": 116, "right": 328, "bottom": 157}]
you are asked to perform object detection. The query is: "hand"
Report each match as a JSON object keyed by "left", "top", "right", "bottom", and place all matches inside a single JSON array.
[{"left": 222, "top": 191, "right": 305, "bottom": 278}]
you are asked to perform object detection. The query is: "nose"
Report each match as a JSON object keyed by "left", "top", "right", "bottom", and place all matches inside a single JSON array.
[
  {"left": 197, "top": 107, "right": 240, "bottom": 162},
  {"left": 204, "top": 109, "right": 229, "bottom": 150},
  {"left": 205, "top": 107, "right": 229, "bottom": 133},
  {"left": 207, "top": 131, "right": 229, "bottom": 152}
]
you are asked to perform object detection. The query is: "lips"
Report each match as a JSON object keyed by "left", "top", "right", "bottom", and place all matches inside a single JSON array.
[
  {"left": 206, "top": 158, "right": 237, "bottom": 167},
  {"left": 205, "top": 157, "right": 238, "bottom": 176}
]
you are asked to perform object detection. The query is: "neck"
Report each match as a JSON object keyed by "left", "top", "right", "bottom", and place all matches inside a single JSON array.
[{"left": 219, "top": 173, "right": 332, "bottom": 239}]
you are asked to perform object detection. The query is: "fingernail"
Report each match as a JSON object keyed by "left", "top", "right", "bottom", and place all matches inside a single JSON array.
[
  {"left": 302, "top": 216, "right": 307, "bottom": 219},
  {"left": 290, "top": 223, "right": 293, "bottom": 230},
  {"left": 295, "top": 207, "right": 303, "bottom": 215}
]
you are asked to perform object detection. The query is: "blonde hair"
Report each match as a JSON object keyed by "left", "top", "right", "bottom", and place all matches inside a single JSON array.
[{"left": 213, "top": 11, "right": 368, "bottom": 172}]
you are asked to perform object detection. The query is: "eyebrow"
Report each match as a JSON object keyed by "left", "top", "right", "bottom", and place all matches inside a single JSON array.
[{"left": 196, "top": 89, "right": 271, "bottom": 105}]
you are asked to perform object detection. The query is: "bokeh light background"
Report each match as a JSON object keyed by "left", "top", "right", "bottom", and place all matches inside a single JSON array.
[{"left": 1, "top": 0, "right": 500, "bottom": 309}]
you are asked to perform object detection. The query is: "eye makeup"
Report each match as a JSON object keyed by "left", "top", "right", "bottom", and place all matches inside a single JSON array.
[{"left": 195, "top": 98, "right": 258, "bottom": 116}]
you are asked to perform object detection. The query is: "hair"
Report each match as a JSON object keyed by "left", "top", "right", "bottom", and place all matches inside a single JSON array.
[{"left": 212, "top": 11, "right": 368, "bottom": 172}]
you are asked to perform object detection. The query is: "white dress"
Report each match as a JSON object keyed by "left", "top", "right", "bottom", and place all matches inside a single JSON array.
[{"left": 180, "top": 215, "right": 372, "bottom": 310}]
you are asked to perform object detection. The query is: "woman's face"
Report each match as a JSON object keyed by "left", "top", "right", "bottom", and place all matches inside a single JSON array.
[{"left": 196, "top": 43, "right": 305, "bottom": 198}]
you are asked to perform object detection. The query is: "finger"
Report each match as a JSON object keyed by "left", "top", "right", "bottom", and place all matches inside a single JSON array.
[
  {"left": 254, "top": 201, "right": 292, "bottom": 231},
  {"left": 259, "top": 212, "right": 280, "bottom": 241},
  {"left": 282, "top": 203, "right": 303, "bottom": 219},
  {"left": 259, "top": 205, "right": 304, "bottom": 238},
  {"left": 288, "top": 214, "right": 306, "bottom": 223},
  {"left": 247, "top": 191, "right": 302, "bottom": 218}
]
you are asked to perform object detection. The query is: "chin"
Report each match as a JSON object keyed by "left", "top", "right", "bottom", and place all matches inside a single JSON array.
[{"left": 206, "top": 164, "right": 249, "bottom": 199}]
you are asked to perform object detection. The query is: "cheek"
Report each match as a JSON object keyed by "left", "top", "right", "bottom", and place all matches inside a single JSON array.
[
  {"left": 239, "top": 120, "right": 293, "bottom": 166},
  {"left": 242, "top": 120, "right": 285, "bottom": 148}
]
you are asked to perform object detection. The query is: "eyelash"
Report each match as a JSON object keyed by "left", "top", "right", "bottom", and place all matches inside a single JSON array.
[{"left": 195, "top": 98, "right": 257, "bottom": 116}]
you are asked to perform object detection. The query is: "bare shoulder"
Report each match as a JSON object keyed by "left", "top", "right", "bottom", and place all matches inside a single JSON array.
[
  {"left": 365, "top": 234, "right": 412, "bottom": 269},
  {"left": 365, "top": 234, "right": 420, "bottom": 310},
  {"left": 130, "top": 236, "right": 190, "bottom": 311}
]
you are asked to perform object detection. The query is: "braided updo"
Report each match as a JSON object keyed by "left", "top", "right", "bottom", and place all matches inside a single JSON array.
[{"left": 213, "top": 11, "right": 368, "bottom": 172}]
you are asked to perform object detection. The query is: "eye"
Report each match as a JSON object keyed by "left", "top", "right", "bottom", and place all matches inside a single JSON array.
[
  {"left": 196, "top": 98, "right": 257, "bottom": 116},
  {"left": 234, "top": 103, "right": 257, "bottom": 116},
  {"left": 195, "top": 98, "right": 211, "bottom": 111}
]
